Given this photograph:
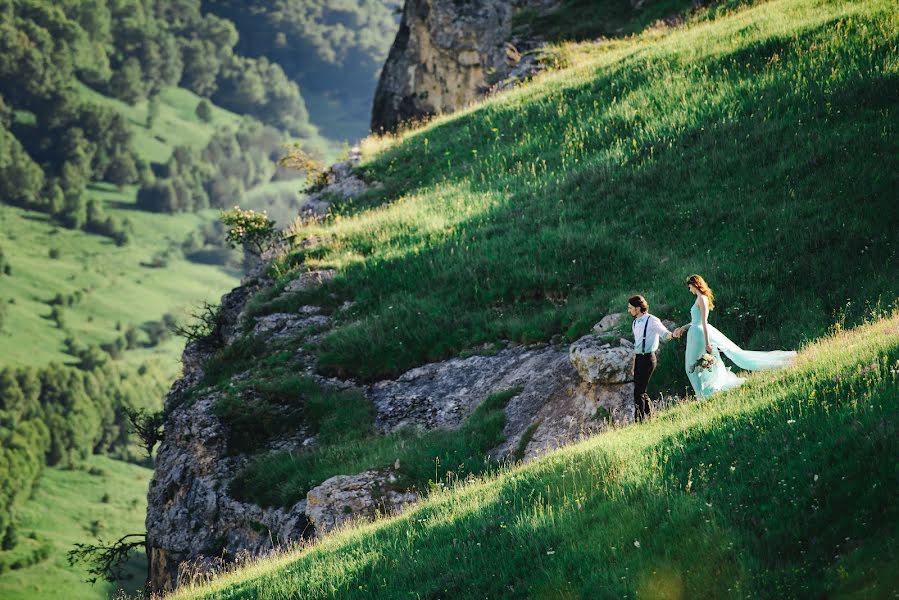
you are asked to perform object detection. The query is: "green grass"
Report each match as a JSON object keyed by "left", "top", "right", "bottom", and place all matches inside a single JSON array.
[
  {"left": 513, "top": 0, "right": 743, "bottom": 42},
  {"left": 249, "top": 0, "right": 896, "bottom": 391},
  {"left": 167, "top": 311, "right": 899, "bottom": 599},
  {"left": 0, "top": 199, "right": 237, "bottom": 371},
  {"left": 78, "top": 84, "right": 245, "bottom": 165},
  {"left": 0, "top": 455, "right": 153, "bottom": 600}
]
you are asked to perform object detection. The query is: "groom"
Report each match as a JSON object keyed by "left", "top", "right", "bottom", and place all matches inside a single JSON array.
[{"left": 627, "top": 295, "right": 675, "bottom": 422}]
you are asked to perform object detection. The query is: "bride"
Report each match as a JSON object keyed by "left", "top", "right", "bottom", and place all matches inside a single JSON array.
[{"left": 673, "top": 274, "right": 796, "bottom": 398}]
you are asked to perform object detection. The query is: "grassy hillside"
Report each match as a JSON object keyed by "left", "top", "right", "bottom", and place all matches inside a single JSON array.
[
  {"left": 241, "top": 0, "right": 896, "bottom": 395},
  {"left": 169, "top": 308, "right": 898, "bottom": 599},
  {"left": 0, "top": 456, "right": 152, "bottom": 600},
  {"left": 0, "top": 200, "right": 236, "bottom": 371},
  {"left": 157, "top": 0, "right": 898, "bottom": 596}
]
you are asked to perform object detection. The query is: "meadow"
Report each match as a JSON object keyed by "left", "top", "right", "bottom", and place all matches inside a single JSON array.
[
  {"left": 0, "top": 85, "right": 266, "bottom": 599},
  {"left": 0, "top": 84, "right": 254, "bottom": 369},
  {"left": 0, "top": 455, "right": 152, "bottom": 600}
]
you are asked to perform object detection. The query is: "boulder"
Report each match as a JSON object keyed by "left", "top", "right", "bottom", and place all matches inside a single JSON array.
[
  {"left": 592, "top": 312, "right": 626, "bottom": 335},
  {"left": 283, "top": 269, "right": 336, "bottom": 294},
  {"left": 569, "top": 336, "right": 633, "bottom": 384},
  {"left": 306, "top": 471, "right": 418, "bottom": 536}
]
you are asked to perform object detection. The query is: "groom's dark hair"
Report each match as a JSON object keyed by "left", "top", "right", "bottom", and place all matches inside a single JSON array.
[{"left": 628, "top": 295, "right": 649, "bottom": 313}]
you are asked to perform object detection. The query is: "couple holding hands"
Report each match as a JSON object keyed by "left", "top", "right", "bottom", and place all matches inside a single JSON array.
[{"left": 627, "top": 274, "right": 797, "bottom": 421}]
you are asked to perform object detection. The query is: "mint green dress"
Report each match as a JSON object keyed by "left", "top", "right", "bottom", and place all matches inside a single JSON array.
[{"left": 685, "top": 300, "right": 797, "bottom": 398}]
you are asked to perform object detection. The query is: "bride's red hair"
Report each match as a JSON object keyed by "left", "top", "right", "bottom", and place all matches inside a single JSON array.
[{"left": 686, "top": 274, "right": 715, "bottom": 310}]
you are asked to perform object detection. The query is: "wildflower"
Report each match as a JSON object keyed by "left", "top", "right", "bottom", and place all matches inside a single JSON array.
[
  {"left": 633, "top": 540, "right": 641, "bottom": 548},
  {"left": 787, "top": 419, "right": 796, "bottom": 424}
]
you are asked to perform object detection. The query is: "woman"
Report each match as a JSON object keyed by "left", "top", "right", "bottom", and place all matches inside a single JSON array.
[{"left": 673, "top": 274, "right": 796, "bottom": 398}]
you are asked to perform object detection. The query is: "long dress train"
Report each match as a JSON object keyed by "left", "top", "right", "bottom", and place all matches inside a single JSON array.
[{"left": 685, "top": 301, "right": 796, "bottom": 398}]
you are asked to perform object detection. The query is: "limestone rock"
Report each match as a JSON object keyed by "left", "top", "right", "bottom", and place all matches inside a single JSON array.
[
  {"left": 251, "top": 312, "right": 330, "bottom": 340},
  {"left": 569, "top": 336, "right": 633, "bottom": 384},
  {"left": 593, "top": 312, "right": 626, "bottom": 335},
  {"left": 283, "top": 269, "right": 336, "bottom": 294},
  {"left": 370, "top": 337, "right": 633, "bottom": 463},
  {"left": 371, "top": 0, "right": 562, "bottom": 132},
  {"left": 306, "top": 471, "right": 418, "bottom": 536},
  {"left": 517, "top": 381, "right": 632, "bottom": 461},
  {"left": 299, "top": 147, "right": 369, "bottom": 220}
]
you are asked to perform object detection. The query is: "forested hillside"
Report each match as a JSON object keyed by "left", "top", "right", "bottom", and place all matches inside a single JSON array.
[
  {"left": 0, "top": 1, "right": 338, "bottom": 594},
  {"left": 203, "top": 0, "right": 403, "bottom": 142},
  {"left": 0, "top": 2, "right": 402, "bottom": 596}
]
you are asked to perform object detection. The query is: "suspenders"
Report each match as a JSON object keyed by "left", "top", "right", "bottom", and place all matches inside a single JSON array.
[{"left": 633, "top": 315, "right": 651, "bottom": 354}]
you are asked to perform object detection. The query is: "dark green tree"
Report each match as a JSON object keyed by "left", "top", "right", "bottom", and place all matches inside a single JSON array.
[{"left": 195, "top": 98, "right": 212, "bottom": 122}]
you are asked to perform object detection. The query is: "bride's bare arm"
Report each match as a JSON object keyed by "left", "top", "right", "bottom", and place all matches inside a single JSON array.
[{"left": 699, "top": 295, "right": 711, "bottom": 352}]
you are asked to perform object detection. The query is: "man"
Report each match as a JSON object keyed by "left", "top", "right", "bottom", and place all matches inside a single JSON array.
[{"left": 627, "top": 295, "right": 675, "bottom": 422}]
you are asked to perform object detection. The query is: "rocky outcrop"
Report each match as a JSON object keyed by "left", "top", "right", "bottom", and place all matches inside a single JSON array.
[
  {"left": 370, "top": 336, "right": 635, "bottom": 462},
  {"left": 569, "top": 337, "right": 633, "bottom": 384},
  {"left": 305, "top": 470, "right": 418, "bottom": 536},
  {"left": 145, "top": 283, "right": 317, "bottom": 593},
  {"left": 300, "top": 147, "right": 368, "bottom": 220},
  {"left": 371, "top": 0, "right": 561, "bottom": 133},
  {"left": 146, "top": 267, "right": 641, "bottom": 592}
]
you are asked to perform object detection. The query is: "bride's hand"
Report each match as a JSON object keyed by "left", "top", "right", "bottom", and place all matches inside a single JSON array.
[{"left": 705, "top": 343, "right": 712, "bottom": 354}]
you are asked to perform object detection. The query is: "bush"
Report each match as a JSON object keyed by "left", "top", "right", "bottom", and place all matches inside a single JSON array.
[
  {"left": 2, "top": 523, "right": 17, "bottom": 551},
  {"left": 220, "top": 207, "right": 276, "bottom": 255}
]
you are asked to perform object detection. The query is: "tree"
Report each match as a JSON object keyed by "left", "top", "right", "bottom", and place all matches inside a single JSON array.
[
  {"left": 60, "top": 189, "right": 87, "bottom": 230},
  {"left": 136, "top": 180, "right": 177, "bottom": 213},
  {"left": 146, "top": 94, "right": 160, "bottom": 129},
  {"left": 0, "top": 127, "right": 44, "bottom": 207},
  {"left": 108, "top": 57, "right": 145, "bottom": 104},
  {"left": 105, "top": 153, "right": 138, "bottom": 187},
  {"left": 220, "top": 207, "right": 276, "bottom": 255},
  {"left": 123, "top": 407, "right": 164, "bottom": 457},
  {"left": 179, "top": 39, "right": 220, "bottom": 96},
  {"left": 67, "top": 533, "right": 146, "bottom": 584},
  {"left": 195, "top": 99, "right": 212, "bottom": 122}
]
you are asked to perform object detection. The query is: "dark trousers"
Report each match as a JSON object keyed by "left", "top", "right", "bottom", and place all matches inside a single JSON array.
[{"left": 633, "top": 353, "right": 656, "bottom": 422}]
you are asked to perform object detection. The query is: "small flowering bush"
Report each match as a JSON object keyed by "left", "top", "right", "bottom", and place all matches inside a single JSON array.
[{"left": 221, "top": 206, "right": 276, "bottom": 255}]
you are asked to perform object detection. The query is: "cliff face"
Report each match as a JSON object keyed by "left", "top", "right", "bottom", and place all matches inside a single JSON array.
[{"left": 371, "top": 0, "right": 561, "bottom": 133}]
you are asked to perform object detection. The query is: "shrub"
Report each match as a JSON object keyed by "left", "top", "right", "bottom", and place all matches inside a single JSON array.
[{"left": 220, "top": 207, "right": 276, "bottom": 255}]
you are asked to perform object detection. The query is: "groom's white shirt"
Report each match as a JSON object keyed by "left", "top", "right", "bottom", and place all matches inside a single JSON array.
[{"left": 632, "top": 313, "right": 671, "bottom": 354}]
